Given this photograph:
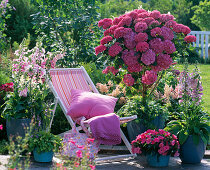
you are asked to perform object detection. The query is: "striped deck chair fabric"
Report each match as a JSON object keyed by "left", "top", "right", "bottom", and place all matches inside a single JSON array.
[{"left": 48, "top": 66, "right": 137, "bottom": 161}]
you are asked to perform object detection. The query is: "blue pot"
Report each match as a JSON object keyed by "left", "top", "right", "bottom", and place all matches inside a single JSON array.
[
  {"left": 33, "top": 148, "right": 54, "bottom": 162},
  {"left": 146, "top": 153, "right": 170, "bottom": 167},
  {"left": 6, "top": 118, "right": 31, "bottom": 140},
  {"left": 180, "top": 135, "right": 206, "bottom": 164},
  {"left": 127, "top": 115, "right": 165, "bottom": 142}
]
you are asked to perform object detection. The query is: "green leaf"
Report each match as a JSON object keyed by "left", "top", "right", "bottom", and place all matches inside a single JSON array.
[
  {"left": 194, "top": 127, "right": 200, "bottom": 134},
  {"left": 193, "top": 134, "right": 200, "bottom": 145},
  {"left": 179, "top": 130, "right": 188, "bottom": 145}
]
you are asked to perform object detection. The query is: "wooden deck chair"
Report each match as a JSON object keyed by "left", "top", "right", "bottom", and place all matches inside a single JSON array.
[{"left": 48, "top": 66, "right": 137, "bottom": 161}]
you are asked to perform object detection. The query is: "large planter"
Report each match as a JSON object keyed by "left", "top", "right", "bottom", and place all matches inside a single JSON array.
[
  {"left": 33, "top": 148, "right": 54, "bottom": 162},
  {"left": 180, "top": 135, "right": 206, "bottom": 164},
  {"left": 6, "top": 118, "right": 31, "bottom": 140},
  {"left": 127, "top": 115, "right": 165, "bottom": 141},
  {"left": 146, "top": 153, "right": 170, "bottom": 167}
]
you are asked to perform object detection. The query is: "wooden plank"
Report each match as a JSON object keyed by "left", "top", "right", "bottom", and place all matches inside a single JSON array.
[
  {"left": 201, "top": 34, "right": 204, "bottom": 58},
  {"left": 205, "top": 35, "right": 209, "bottom": 60}
]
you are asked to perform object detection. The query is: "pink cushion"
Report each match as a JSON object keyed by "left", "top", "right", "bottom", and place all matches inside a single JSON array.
[{"left": 67, "top": 89, "right": 118, "bottom": 120}]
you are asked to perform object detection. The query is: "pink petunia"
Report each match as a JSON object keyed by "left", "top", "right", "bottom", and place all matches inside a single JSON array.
[
  {"left": 76, "top": 150, "right": 82, "bottom": 158},
  {"left": 89, "top": 164, "right": 96, "bottom": 170}
]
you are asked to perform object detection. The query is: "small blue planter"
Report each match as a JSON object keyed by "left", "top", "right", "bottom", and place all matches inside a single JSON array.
[
  {"left": 146, "top": 153, "right": 170, "bottom": 167},
  {"left": 33, "top": 148, "right": 54, "bottom": 163}
]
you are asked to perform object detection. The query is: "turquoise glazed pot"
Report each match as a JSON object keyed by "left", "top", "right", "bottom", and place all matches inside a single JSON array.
[
  {"left": 33, "top": 148, "right": 54, "bottom": 162},
  {"left": 180, "top": 135, "right": 205, "bottom": 164},
  {"left": 146, "top": 153, "right": 170, "bottom": 167}
]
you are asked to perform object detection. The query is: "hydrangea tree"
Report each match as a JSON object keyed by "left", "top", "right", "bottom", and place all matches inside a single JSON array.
[{"left": 95, "top": 8, "right": 196, "bottom": 101}]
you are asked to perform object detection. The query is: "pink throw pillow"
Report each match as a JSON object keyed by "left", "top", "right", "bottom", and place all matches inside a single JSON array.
[{"left": 67, "top": 89, "right": 118, "bottom": 120}]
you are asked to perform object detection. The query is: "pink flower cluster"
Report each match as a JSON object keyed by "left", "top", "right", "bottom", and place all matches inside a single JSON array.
[
  {"left": 95, "top": 8, "right": 196, "bottom": 88},
  {"left": 0, "top": 82, "right": 13, "bottom": 92},
  {"left": 102, "top": 66, "right": 118, "bottom": 75},
  {"left": 131, "top": 129, "right": 180, "bottom": 157},
  {"left": 0, "top": 124, "right": 3, "bottom": 130}
]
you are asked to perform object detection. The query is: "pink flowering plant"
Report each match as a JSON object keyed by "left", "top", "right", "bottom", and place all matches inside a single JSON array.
[
  {"left": 2, "top": 39, "right": 64, "bottom": 120},
  {"left": 165, "top": 62, "right": 210, "bottom": 146},
  {"left": 131, "top": 129, "right": 180, "bottom": 157},
  {"left": 95, "top": 8, "right": 196, "bottom": 100}
]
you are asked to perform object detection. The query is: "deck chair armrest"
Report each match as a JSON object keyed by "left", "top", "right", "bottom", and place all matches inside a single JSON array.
[{"left": 120, "top": 115, "right": 137, "bottom": 124}]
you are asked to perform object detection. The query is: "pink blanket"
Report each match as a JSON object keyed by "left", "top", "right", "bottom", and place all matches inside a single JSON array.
[{"left": 86, "top": 113, "right": 121, "bottom": 145}]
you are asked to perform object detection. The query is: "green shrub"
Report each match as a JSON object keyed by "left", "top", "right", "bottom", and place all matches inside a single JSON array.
[
  {"left": 5, "top": 0, "right": 38, "bottom": 48},
  {"left": 0, "top": 139, "right": 9, "bottom": 154}
]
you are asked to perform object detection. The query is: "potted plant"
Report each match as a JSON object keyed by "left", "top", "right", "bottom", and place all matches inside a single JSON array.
[
  {"left": 165, "top": 63, "right": 210, "bottom": 164},
  {"left": 28, "top": 130, "right": 62, "bottom": 162},
  {"left": 117, "top": 95, "right": 169, "bottom": 141},
  {"left": 131, "top": 129, "right": 180, "bottom": 167},
  {"left": 94, "top": 8, "right": 197, "bottom": 138},
  {"left": 1, "top": 39, "right": 64, "bottom": 139}
]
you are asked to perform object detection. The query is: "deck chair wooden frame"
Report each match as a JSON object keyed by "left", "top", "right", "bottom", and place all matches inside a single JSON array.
[{"left": 47, "top": 66, "right": 137, "bottom": 161}]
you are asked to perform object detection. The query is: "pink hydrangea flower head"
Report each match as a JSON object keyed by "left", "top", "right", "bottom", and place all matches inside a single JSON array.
[
  {"left": 114, "top": 27, "right": 126, "bottom": 39},
  {"left": 136, "top": 42, "right": 149, "bottom": 52},
  {"left": 165, "top": 20, "right": 177, "bottom": 28},
  {"left": 100, "top": 36, "right": 113, "bottom": 45},
  {"left": 173, "top": 24, "right": 184, "bottom": 33},
  {"left": 142, "top": 70, "right": 157, "bottom": 85},
  {"left": 124, "top": 31, "right": 136, "bottom": 49},
  {"left": 163, "top": 40, "right": 176, "bottom": 54},
  {"left": 109, "top": 25, "right": 118, "bottom": 34},
  {"left": 160, "top": 14, "right": 174, "bottom": 23},
  {"left": 108, "top": 42, "right": 123, "bottom": 57},
  {"left": 127, "top": 11, "right": 139, "bottom": 19},
  {"left": 150, "top": 10, "right": 161, "bottom": 19},
  {"left": 143, "top": 17, "right": 155, "bottom": 25},
  {"left": 157, "top": 53, "right": 173, "bottom": 70},
  {"left": 95, "top": 45, "right": 106, "bottom": 56},
  {"left": 141, "top": 49, "right": 156, "bottom": 65},
  {"left": 127, "top": 63, "right": 143, "bottom": 73},
  {"left": 149, "top": 20, "right": 160, "bottom": 27},
  {"left": 149, "top": 38, "right": 164, "bottom": 54},
  {"left": 104, "top": 29, "right": 110, "bottom": 36},
  {"left": 181, "top": 25, "right": 191, "bottom": 35},
  {"left": 121, "top": 49, "right": 139, "bottom": 66},
  {"left": 135, "top": 9, "right": 147, "bottom": 14},
  {"left": 150, "top": 27, "right": 162, "bottom": 37},
  {"left": 160, "top": 26, "right": 174, "bottom": 40},
  {"left": 118, "top": 16, "right": 132, "bottom": 27},
  {"left": 135, "top": 32, "right": 148, "bottom": 42},
  {"left": 184, "top": 35, "right": 196, "bottom": 43},
  {"left": 98, "top": 18, "right": 113, "bottom": 29},
  {"left": 135, "top": 22, "right": 148, "bottom": 32},
  {"left": 113, "top": 17, "right": 123, "bottom": 25},
  {"left": 123, "top": 74, "right": 135, "bottom": 86},
  {"left": 134, "top": 18, "right": 143, "bottom": 24},
  {"left": 138, "top": 12, "right": 150, "bottom": 18}
]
